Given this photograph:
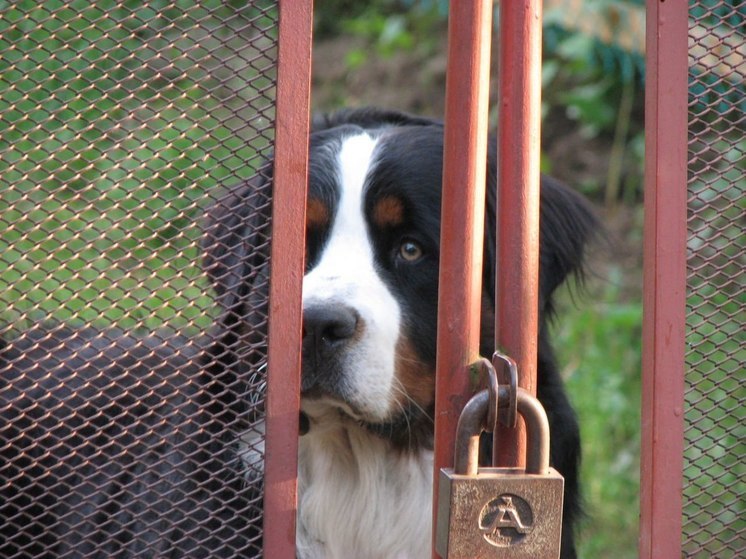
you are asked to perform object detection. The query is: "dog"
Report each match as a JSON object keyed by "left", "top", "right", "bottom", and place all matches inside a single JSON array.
[
  {"left": 205, "top": 108, "right": 597, "bottom": 558},
  {"left": 1, "top": 108, "right": 597, "bottom": 558}
]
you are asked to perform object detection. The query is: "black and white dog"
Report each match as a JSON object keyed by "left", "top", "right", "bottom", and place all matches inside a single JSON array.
[{"left": 1, "top": 108, "right": 596, "bottom": 558}]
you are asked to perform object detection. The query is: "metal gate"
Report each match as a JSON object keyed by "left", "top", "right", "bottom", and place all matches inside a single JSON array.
[
  {"left": 642, "top": 2, "right": 744, "bottom": 557},
  {"left": 0, "top": 2, "right": 292, "bottom": 557},
  {"left": 4, "top": 1, "right": 743, "bottom": 558}
]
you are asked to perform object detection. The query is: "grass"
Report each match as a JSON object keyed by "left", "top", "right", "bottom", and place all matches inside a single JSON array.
[
  {"left": 552, "top": 268, "right": 642, "bottom": 559},
  {"left": 682, "top": 172, "right": 745, "bottom": 557},
  {"left": 0, "top": 0, "right": 274, "bottom": 332}
]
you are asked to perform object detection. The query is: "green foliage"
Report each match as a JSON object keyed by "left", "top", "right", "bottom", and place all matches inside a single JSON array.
[
  {"left": 315, "top": 0, "right": 448, "bottom": 40},
  {"left": 336, "top": 4, "right": 443, "bottom": 71},
  {"left": 323, "top": 1, "right": 649, "bottom": 206},
  {"left": 690, "top": 0, "right": 745, "bottom": 26},
  {"left": 553, "top": 273, "right": 642, "bottom": 558},
  {"left": 543, "top": 26, "right": 641, "bottom": 133},
  {"left": 683, "top": 136, "right": 745, "bottom": 555},
  {"left": 690, "top": 71, "right": 746, "bottom": 128},
  {"left": 683, "top": 288, "right": 745, "bottom": 556},
  {"left": 542, "top": 17, "right": 645, "bottom": 205},
  {"left": 314, "top": 0, "right": 382, "bottom": 38}
]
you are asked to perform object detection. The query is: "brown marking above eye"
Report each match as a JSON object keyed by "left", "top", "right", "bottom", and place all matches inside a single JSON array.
[
  {"left": 306, "top": 198, "right": 330, "bottom": 230},
  {"left": 372, "top": 195, "right": 405, "bottom": 229}
]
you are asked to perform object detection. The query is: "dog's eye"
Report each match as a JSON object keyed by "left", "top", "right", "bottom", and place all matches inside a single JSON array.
[{"left": 398, "top": 239, "right": 423, "bottom": 262}]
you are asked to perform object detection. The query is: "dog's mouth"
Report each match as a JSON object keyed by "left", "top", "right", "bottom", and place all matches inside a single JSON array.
[
  {"left": 297, "top": 407, "right": 400, "bottom": 439},
  {"left": 300, "top": 391, "right": 368, "bottom": 422},
  {"left": 299, "top": 392, "right": 388, "bottom": 434},
  {"left": 297, "top": 392, "right": 429, "bottom": 446},
  {"left": 253, "top": 369, "right": 426, "bottom": 444}
]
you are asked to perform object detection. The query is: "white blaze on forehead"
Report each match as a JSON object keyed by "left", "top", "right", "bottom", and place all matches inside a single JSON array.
[
  {"left": 302, "top": 132, "right": 402, "bottom": 420},
  {"left": 339, "top": 133, "right": 378, "bottom": 211},
  {"left": 304, "top": 133, "right": 380, "bottom": 297}
]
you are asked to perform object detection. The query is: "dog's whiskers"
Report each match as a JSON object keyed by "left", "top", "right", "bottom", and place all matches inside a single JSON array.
[{"left": 391, "top": 378, "right": 433, "bottom": 423}]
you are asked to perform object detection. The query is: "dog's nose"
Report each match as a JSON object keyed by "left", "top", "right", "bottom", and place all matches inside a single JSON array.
[
  {"left": 303, "top": 305, "right": 359, "bottom": 350},
  {"left": 301, "top": 304, "right": 359, "bottom": 396}
]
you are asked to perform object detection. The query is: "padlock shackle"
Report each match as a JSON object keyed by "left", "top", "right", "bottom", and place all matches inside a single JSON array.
[
  {"left": 453, "top": 387, "right": 550, "bottom": 475},
  {"left": 453, "top": 390, "right": 489, "bottom": 476},
  {"left": 516, "top": 388, "right": 551, "bottom": 474}
]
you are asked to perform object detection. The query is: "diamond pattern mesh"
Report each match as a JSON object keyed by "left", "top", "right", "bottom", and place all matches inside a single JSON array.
[
  {"left": 685, "top": 2, "right": 745, "bottom": 557},
  {"left": 1, "top": 2, "right": 278, "bottom": 557}
]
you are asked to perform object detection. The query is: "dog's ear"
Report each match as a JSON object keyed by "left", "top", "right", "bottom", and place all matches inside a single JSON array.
[
  {"left": 537, "top": 174, "right": 598, "bottom": 312},
  {"left": 312, "top": 107, "right": 440, "bottom": 132},
  {"left": 483, "top": 150, "right": 598, "bottom": 316},
  {"left": 201, "top": 167, "right": 273, "bottom": 320}
]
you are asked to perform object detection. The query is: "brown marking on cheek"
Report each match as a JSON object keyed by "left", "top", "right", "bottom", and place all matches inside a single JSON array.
[
  {"left": 306, "top": 198, "right": 330, "bottom": 230},
  {"left": 372, "top": 195, "right": 405, "bottom": 228},
  {"left": 394, "top": 337, "right": 436, "bottom": 409}
]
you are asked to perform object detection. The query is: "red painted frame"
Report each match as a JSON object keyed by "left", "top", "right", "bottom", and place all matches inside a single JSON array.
[
  {"left": 263, "top": 1, "right": 313, "bottom": 557},
  {"left": 494, "top": 0, "right": 543, "bottom": 469},
  {"left": 431, "top": 1, "right": 493, "bottom": 557},
  {"left": 260, "top": 1, "right": 690, "bottom": 556},
  {"left": 639, "top": 1, "right": 687, "bottom": 558}
]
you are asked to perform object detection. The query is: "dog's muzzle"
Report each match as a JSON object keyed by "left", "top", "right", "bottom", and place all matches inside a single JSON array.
[{"left": 300, "top": 303, "right": 360, "bottom": 394}]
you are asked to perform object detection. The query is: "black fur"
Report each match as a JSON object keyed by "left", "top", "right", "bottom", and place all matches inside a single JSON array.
[{"left": 0, "top": 328, "right": 261, "bottom": 558}]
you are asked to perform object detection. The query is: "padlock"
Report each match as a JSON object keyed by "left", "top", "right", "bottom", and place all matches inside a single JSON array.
[{"left": 435, "top": 387, "right": 564, "bottom": 558}]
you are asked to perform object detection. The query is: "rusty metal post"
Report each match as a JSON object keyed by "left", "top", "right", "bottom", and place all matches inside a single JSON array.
[
  {"left": 432, "top": 1, "right": 493, "bottom": 557},
  {"left": 639, "top": 1, "right": 687, "bottom": 557},
  {"left": 264, "top": 1, "right": 313, "bottom": 557},
  {"left": 494, "top": 0, "right": 543, "bottom": 468}
]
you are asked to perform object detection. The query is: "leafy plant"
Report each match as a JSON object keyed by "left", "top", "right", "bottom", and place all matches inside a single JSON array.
[{"left": 543, "top": 10, "right": 645, "bottom": 208}]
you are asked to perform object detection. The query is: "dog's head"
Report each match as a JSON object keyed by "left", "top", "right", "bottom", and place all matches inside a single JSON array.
[{"left": 203, "top": 108, "right": 597, "bottom": 449}]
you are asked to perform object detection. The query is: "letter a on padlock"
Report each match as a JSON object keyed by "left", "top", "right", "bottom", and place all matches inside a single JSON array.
[{"left": 435, "top": 388, "right": 564, "bottom": 558}]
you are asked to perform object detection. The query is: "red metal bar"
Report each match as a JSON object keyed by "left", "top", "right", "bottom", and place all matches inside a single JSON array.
[
  {"left": 639, "top": 1, "right": 687, "bottom": 557},
  {"left": 264, "top": 1, "right": 313, "bottom": 557},
  {"left": 495, "top": 0, "right": 543, "bottom": 468},
  {"left": 432, "top": 1, "right": 492, "bottom": 557}
]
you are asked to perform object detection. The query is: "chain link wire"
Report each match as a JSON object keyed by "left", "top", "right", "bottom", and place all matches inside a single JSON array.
[
  {"left": 685, "top": 2, "right": 745, "bottom": 557},
  {"left": 1, "top": 1, "right": 278, "bottom": 556}
]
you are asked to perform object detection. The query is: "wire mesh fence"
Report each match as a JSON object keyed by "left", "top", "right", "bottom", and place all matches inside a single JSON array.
[
  {"left": 1, "top": 1, "right": 278, "bottom": 557},
  {"left": 685, "top": 2, "right": 745, "bottom": 557}
]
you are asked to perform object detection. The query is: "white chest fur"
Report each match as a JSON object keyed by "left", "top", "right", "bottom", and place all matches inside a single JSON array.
[
  {"left": 295, "top": 414, "right": 433, "bottom": 559},
  {"left": 239, "top": 418, "right": 434, "bottom": 559}
]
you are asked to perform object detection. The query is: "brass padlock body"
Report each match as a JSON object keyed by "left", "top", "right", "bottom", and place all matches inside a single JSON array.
[
  {"left": 436, "top": 466, "right": 564, "bottom": 559},
  {"left": 435, "top": 387, "right": 564, "bottom": 558}
]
